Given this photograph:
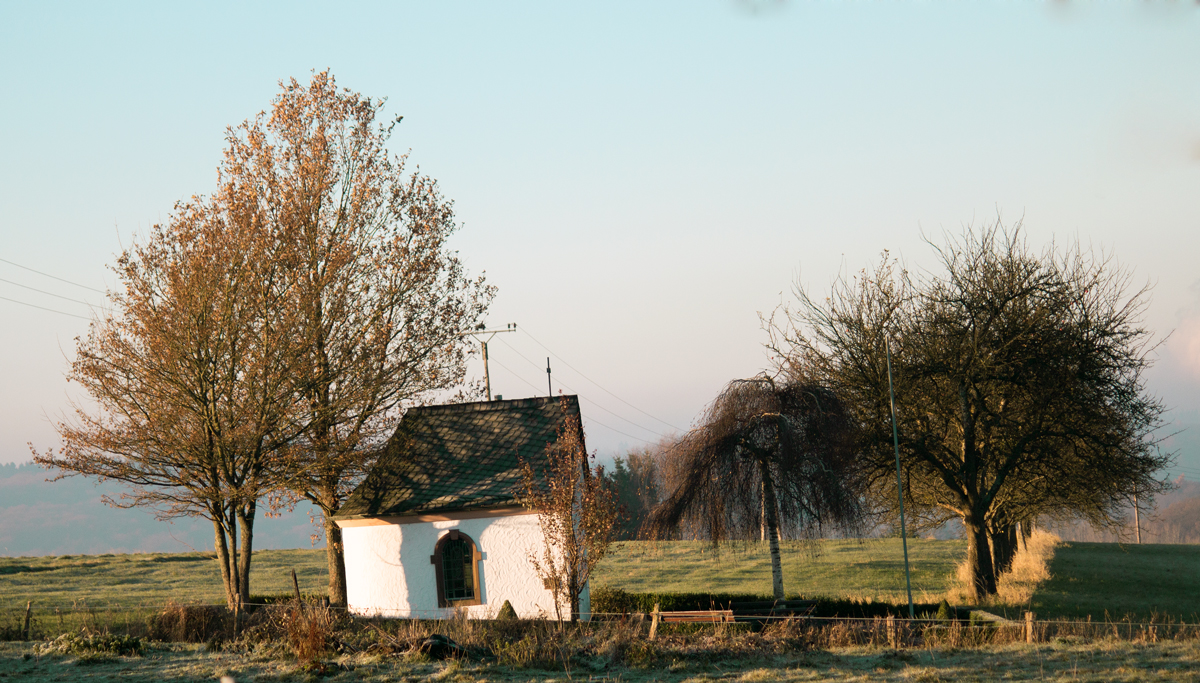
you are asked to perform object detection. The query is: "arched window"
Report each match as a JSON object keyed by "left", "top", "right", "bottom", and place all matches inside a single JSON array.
[{"left": 430, "top": 530, "right": 482, "bottom": 608}]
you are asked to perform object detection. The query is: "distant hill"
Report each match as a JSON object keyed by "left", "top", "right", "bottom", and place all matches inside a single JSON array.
[{"left": 0, "top": 461, "right": 323, "bottom": 556}]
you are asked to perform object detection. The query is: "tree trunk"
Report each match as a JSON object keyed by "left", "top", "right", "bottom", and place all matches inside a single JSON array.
[
  {"left": 964, "top": 515, "right": 997, "bottom": 602},
  {"left": 213, "top": 518, "right": 237, "bottom": 610},
  {"left": 759, "top": 460, "right": 785, "bottom": 600},
  {"left": 236, "top": 502, "right": 256, "bottom": 605},
  {"left": 568, "top": 563, "right": 580, "bottom": 623},
  {"left": 226, "top": 506, "right": 243, "bottom": 609},
  {"left": 324, "top": 508, "right": 348, "bottom": 608},
  {"left": 990, "top": 522, "right": 1018, "bottom": 576},
  {"left": 1019, "top": 519, "right": 1033, "bottom": 551}
]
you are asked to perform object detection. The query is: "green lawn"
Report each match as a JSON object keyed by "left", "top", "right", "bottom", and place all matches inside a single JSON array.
[
  {"left": 1028, "top": 541, "right": 1200, "bottom": 623},
  {"left": 592, "top": 539, "right": 964, "bottom": 605}
]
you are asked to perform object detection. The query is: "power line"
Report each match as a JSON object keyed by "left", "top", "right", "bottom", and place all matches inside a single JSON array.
[
  {"left": 487, "top": 356, "right": 654, "bottom": 445},
  {"left": 487, "top": 357, "right": 545, "bottom": 396},
  {"left": 581, "top": 415, "right": 655, "bottom": 446},
  {"left": 518, "top": 326, "right": 685, "bottom": 432},
  {"left": 0, "top": 276, "right": 97, "bottom": 307},
  {"left": 496, "top": 337, "right": 666, "bottom": 439},
  {"left": 0, "top": 257, "right": 106, "bottom": 294},
  {"left": 0, "top": 295, "right": 92, "bottom": 321}
]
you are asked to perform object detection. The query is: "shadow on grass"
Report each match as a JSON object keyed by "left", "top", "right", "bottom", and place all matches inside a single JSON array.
[{"left": 1030, "top": 541, "right": 1200, "bottom": 623}]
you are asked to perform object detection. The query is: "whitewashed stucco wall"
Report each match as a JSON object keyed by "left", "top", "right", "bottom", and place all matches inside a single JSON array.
[{"left": 342, "top": 513, "right": 588, "bottom": 619}]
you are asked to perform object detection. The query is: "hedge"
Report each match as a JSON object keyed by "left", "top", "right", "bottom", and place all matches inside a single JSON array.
[{"left": 591, "top": 585, "right": 942, "bottom": 619}]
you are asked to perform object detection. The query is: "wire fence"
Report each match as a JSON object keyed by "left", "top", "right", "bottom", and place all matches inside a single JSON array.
[{"left": 3, "top": 601, "right": 1199, "bottom": 647}]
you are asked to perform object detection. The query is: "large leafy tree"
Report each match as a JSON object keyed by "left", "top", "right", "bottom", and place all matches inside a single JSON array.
[
  {"left": 222, "top": 72, "right": 493, "bottom": 607},
  {"left": 770, "top": 223, "right": 1170, "bottom": 600},
  {"left": 646, "top": 376, "right": 864, "bottom": 600},
  {"left": 36, "top": 194, "right": 301, "bottom": 609},
  {"left": 39, "top": 72, "right": 491, "bottom": 609}
]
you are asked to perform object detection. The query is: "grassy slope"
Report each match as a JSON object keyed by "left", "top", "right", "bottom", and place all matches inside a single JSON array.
[
  {"left": 1030, "top": 541, "right": 1200, "bottom": 623},
  {"left": 592, "top": 539, "right": 964, "bottom": 604}
]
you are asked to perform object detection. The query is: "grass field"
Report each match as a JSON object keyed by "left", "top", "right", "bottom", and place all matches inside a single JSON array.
[
  {"left": 593, "top": 538, "right": 965, "bottom": 605},
  {"left": 3, "top": 539, "right": 1199, "bottom": 680},
  {"left": 0, "top": 549, "right": 327, "bottom": 609},
  {"left": 1029, "top": 542, "right": 1200, "bottom": 623},
  {"left": 3, "top": 538, "right": 1198, "bottom": 624}
]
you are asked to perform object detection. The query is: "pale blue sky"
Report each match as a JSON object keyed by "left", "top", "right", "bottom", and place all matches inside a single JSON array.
[{"left": 2, "top": 2, "right": 1198, "bottom": 481}]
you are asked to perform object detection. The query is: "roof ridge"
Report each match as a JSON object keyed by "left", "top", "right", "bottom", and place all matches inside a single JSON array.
[{"left": 407, "top": 395, "right": 578, "bottom": 414}]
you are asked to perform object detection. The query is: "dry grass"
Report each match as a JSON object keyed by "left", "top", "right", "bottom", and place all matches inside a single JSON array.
[
  {"left": 946, "top": 529, "right": 1060, "bottom": 608},
  {"left": 5, "top": 636, "right": 1200, "bottom": 681},
  {"left": 280, "top": 600, "right": 338, "bottom": 663}
]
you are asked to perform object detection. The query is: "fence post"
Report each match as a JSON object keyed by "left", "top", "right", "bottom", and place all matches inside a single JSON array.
[
  {"left": 23, "top": 601, "right": 32, "bottom": 641},
  {"left": 649, "top": 603, "right": 661, "bottom": 641},
  {"left": 291, "top": 569, "right": 302, "bottom": 603},
  {"left": 1025, "top": 611, "right": 1035, "bottom": 644},
  {"left": 887, "top": 614, "right": 896, "bottom": 648}
]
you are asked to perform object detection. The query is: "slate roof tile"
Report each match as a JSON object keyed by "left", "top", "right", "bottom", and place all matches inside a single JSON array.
[{"left": 333, "top": 395, "right": 581, "bottom": 519}]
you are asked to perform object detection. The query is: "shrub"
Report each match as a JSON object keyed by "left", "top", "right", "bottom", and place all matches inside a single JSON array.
[
  {"left": 282, "top": 602, "right": 336, "bottom": 663},
  {"left": 591, "top": 586, "right": 937, "bottom": 619},
  {"left": 149, "top": 601, "right": 228, "bottom": 643},
  {"left": 496, "top": 600, "right": 518, "bottom": 621},
  {"left": 37, "top": 632, "right": 146, "bottom": 658}
]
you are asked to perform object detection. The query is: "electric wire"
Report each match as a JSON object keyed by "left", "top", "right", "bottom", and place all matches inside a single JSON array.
[
  {"left": 0, "top": 276, "right": 97, "bottom": 307},
  {"left": 518, "top": 326, "right": 685, "bottom": 432},
  {"left": 486, "top": 356, "right": 654, "bottom": 445},
  {"left": 487, "top": 353, "right": 657, "bottom": 444},
  {"left": 0, "top": 295, "right": 92, "bottom": 321},
  {"left": 0, "top": 257, "right": 106, "bottom": 294},
  {"left": 496, "top": 336, "right": 667, "bottom": 439}
]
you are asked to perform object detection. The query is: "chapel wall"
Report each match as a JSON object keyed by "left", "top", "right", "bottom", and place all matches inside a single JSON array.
[{"left": 343, "top": 513, "right": 582, "bottom": 619}]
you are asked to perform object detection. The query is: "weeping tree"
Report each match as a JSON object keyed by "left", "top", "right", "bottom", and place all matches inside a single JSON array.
[{"left": 646, "top": 376, "right": 865, "bottom": 600}]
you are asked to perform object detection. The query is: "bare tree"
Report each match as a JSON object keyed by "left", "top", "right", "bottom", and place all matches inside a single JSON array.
[
  {"left": 646, "top": 376, "right": 864, "bottom": 600},
  {"left": 222, "top": 72, "right": 494, "bottom": 607},
  {"left": 35, "top": 195, "right": 300, "bottom": 609},
  {"left": 520, "top": 399, "right": 619, "bottom": 622},
  {"left": 770, "top": 222, "right": 1171, "bottom": 601}
]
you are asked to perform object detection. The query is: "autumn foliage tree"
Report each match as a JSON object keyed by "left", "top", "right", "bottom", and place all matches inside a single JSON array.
[
  {"left": 770, "top": 223, "right": 1170, "bottom": 600},
  {"left": 37, "top": 71, "right": 491, "bottom": 608},
  {"left": 520, "top": 399, "right": 619, "bottom": 622},
  {"left": 223, "top": 72, "right": 492, "bottom": 607},
  {"left": 35, "top": 193, "right": 301, "bottom": 609}
]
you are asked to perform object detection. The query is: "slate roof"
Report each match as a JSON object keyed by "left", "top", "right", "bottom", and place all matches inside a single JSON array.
[{"left": 333, "top": 395, "right": 582, "bottom": 520}]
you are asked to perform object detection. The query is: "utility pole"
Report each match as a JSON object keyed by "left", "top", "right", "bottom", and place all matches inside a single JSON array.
[
  {"left": 465, "top": 323, "right": 517, "bottom": 401},
  {"left": 1133, "top": 487, "right": 1142, "bottom": 544},
  {"left": 546, "top": 357, "right": 552, "bottom": 396},
  {"left": 886, "top": 337, "right": 915, "bottom": 620}
]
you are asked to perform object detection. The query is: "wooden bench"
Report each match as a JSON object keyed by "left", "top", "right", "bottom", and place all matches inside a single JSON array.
[{"left": 658, "top": 609, "right": 735, "bottom": 623}]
